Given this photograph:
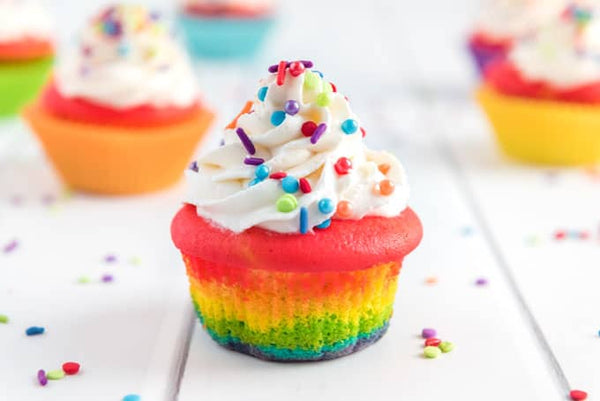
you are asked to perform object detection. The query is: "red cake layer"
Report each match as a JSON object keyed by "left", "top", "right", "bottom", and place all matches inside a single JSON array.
[
  {"left": 485, "top": 60, "right": 600, "bottom": 104},
  {"left": 41, "top": 81, "right": 201, "bottom": 127},
  {"left": 171, "top": 204, "right": 423, "bottom": 273},
  {"left": 0, "top": 38, "right": 53, "bottom": 61},
  {"left": 469, "top": 32, "right": 512, "bottom": 54}
]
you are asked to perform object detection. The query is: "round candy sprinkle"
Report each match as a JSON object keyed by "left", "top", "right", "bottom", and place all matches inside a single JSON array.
[
  {"left": 276, "top": 60, "right": 287, "bottom": 86},
  {"left": 315, "top": 219, "right": 331, "bottom": 229},
  {"left": 439, "top": 341, "right": 455, "bottom": 353},
  {"left": 255, "top": 165, "right": 270, "bottom": 180},
  {"left": 299, "top": 178, "right": 312, "bottom": 193},
  {"left": 62, "top": 362, "right": 80, "bottom": 375},
  {"left": 0, "top": 314, "right": 8, "bottom": 323},
  {"left": 288, "top": 61, "right": 305, "bottom": 77},
  {"left": 47, "top": 370, "right": 65, "bottom": 380},
  {"left": 37, "top": 369, "right": 47, "bottom": 386},
  {"left": 236, "top": 127, "right": 255, "bottom": 155},
  {"left": 316, "top": 92, "right": 332, "bottom": 107},
  {"left": 123, "top": 395, "right": 141, "bottom": 401},
  {"left": 421, "top": 328, "right": 436, "bottom": 339},
  {"left": 379, "top": 179, "right": 395, "bottom": 196},
  {"left": 276, "top": 194, "right": 298, "bottom": 213},
  {"left": 301, "top": 121, "right": 317, "bottom": 137},
  {"left": 281, "top": 176, "right": 299, "bottom": 193},
  {"left": 299, "top": 207, "right": 309, "bottom": 234},
  {"left": 318, "top": 198, "right": 335, "bottom": 214},
  {"left": 244, "top": 157, "right": 264, "bottom": 166},
  {"left": 270, "top": 111, "right": 286, "bottom": 126},
  {"left": 334, "top": 157, "right": 352, "bottom": 175},
  {"left": 26, "top": 326, "right": 45, "bottom": 336},
  {"left": 570, "top": 390, "right": 588, "bottom": 401},
  {"left": 257, "top": 86, "right": 268, "bottom": 102},
  {"left": 425, "top": 338, "right": 442, "bottom": 347},
  {"left": 341, "top": 119, "right": 358, "bottom": 135},
  {"left": 378, "top": 163, "right": 391, "bottom": 175},
  {"left": 336, "top": 201, "right": 353, "bottom": 218},
  {"left": 270, "top": 172, "right": 287, "bottom": 180},
  {"left": 284, "top": 100, "right": 300, "bottom": 115},
  {"left": 310, "top": 123, "right": 328, "bottom": 144},
  {"left": 423, "top": 346, "right": 441, "bottom": 359}
]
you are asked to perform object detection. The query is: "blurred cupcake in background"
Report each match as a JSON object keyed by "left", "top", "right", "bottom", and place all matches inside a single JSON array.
[
  {"left": 24, "top": 4, "right": 214, "bottom": 194},
  {"left": 177, "top": 0, "right": 275, "bottom": 60},
  {"left": 0, "top": 0, "right": 54, "bottom": 117},
  {"left": 478, "top": 1, "right": 600, "bottom": 165},
  {"left": 468, "top": 0, "right": 566, "bottom": 75}
]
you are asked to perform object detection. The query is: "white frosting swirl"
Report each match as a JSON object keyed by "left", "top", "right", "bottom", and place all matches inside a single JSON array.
[
  {"left": 510, "top": 1, "right": 600, "bottom": 87},
  {"left": 0, "top": 0, "right": 53, "bottom": 43},
  {"left": 186, "top": 63, "right": 409, "bottom": 234},
  {"left": 55, "top": 5, "right": 197, "bottom": 109},
  {"left": 475, "top": 0, "right": 566, "bottom": 40}
]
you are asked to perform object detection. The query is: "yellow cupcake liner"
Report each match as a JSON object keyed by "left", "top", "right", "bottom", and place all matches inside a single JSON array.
[{"left": 476, "top": 85, "right": 600, "bottom": 165}]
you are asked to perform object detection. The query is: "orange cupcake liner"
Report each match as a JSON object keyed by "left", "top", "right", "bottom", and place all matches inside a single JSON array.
[{"left": 23, "top": 100, "right": 214, "bottom": 194}]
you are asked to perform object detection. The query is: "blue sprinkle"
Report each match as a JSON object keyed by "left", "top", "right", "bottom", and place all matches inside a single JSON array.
[
  {"left": 122, "top": 395, "right": 141, "bottom": 401},
  {"left": 299, "top": 207, "right": 308, "bottom": 234},
  {"left": 26, "top": 326, "right": 45, "bottom": 336},
  {"left": 313, "top": 70, "right": 324, "bottom": 78},
  {"left": 248, "top": 178, "right": 261, "bottom": 187},
  {"left": 117, "top": 42, "right": 130, "bottom": 57},
  {"left": 281, "top": 176, "right": 299, "bottom": 193},
  {"left": 341, "top": 119, "right": 358, "bottom": 135},
  {"left": 318, "top": 198, "right": 335, "bottom": 214},
  {"left": 255, "top": 165, "right": 270, "bottom": 180},
  {"left": 258, "top": 86, "right": 268, "bottom": 102},
  {"left": 315, "top": 219, "right": 331, "bottom": 230},
  {"left": 270, "top": 111, "right": 286, "bottom": 126}
]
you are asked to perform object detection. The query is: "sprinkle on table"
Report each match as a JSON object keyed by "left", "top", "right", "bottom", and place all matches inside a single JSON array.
[
  {"left": 425, "top": 276, "right": 438, "bottom": 285},
  {"left": 3, "top": 239, "right": 18, "bottom": 254},
  {"left": 123, "top": 394, "right": 141, "bottom": 401},
  {"left": 37, "top": 369, "right": 47, "bottom": 386},
  {"left": 26, "top": 326, "right": 45, "bottom": 336},
  {"left": 421, "top": 328, "right": 436, "bottom": 339},
  {"left": 475, "top": 278, "right": 488, "bottom": 286},
  {"left": 101, "top": 274, "right": 114, "bottom": 283},
  {"left": 570, "top": 390, "right": 588, "bottom": 401},
  {"left": 46, "top": 369, "right": 65, "bottom": 380},
  {"left": 104, "top": 254, "right": 117, "bottom": 263},
  {"left": 0, "top": 314, "right": 8, "bottom": 323},
  {"left": 77, "top": 276, "right": 91, "bottom": 284},
  {"left": 236, "top": 127, "right": 256, "bottom": 155},
  {"left": 439, "top": 341, "right": 455, "bottom": 353},
  {"left": 423, "top": 346, "right": 441, "bottom": 359},
  {"left": 62, "top": 362, "right": 81, "bottom": 375},
  {"left": 425, "top": 338, "right": 442, "bottom": 347}
]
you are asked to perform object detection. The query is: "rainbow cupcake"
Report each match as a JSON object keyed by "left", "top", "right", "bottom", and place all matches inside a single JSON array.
[
  {"left": 24, "top": 5, "right": 213, "bottom": 194},
  {"left": 478, "top": 2, "right": 600, "bottom": 165},
  {"left": 177, "top": 0, "right": 275, "bottom": 60},
  {"left": 0, "top": 0, "right": 54, "bottom": 117},
  {"left": 171, "top": 60, "right": 422, "bottom": 361},
  {"left": 468, "top": 0, "right": 566, "bottom": 74}
]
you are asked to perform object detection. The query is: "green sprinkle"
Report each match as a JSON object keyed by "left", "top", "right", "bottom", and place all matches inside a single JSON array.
[
  {"left": 424, "top": 346, "right": 441, "bottom": 359},
  {"left": 322, "top": 81, "right": 333, "bottom": 93},
  {"left": 276, "top": 194, "right": 298, "bottom": 213},
  {"left": 46, "top": 370, "right": 65, "bottom": 380},
  {"left": 77, "top": 276, "right": 91, "bottom": 284},
  {"left": 439, "top": 341, "right": 455, "bottom": 353},
  {"left": 0, "top": 314, "right": 8, "bottom": 323},
  {"left": 316, "top": 92, "right": 332, "bottom": 107},
  {"left": 129, "top": 256, "right": 141, "bottom": 266},
  {"left": 303, "top": 71, "right": 320, "bottom": 90}
]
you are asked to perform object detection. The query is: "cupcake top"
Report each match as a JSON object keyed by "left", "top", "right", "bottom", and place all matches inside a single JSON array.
[
  {"left": 54, "top": 4, "right": 197, "bottom": 110},
  {"left": 509, "top": 1, "right": 600, "bottom": 87},
  {"left": 474, "top": 0, "right": 566, "bottom": 41},
  {"left": 185, "top": 60, "right": 409, "bottom": 234},
  {"left": 0, "top": 0, "right": 53, "bottom": 43}
]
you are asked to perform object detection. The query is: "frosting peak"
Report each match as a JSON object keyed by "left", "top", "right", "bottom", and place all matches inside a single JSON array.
[
  {"left": 55, "top": 5, "right": 197, "bottom": 109},
  {"left": 186, "top": 61, "right": 409, "bottom": 234}
]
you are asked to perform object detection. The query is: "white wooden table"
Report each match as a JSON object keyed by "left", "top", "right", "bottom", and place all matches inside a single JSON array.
[{"left": 2, "top": 1, "right": 599, "bottom": 400}]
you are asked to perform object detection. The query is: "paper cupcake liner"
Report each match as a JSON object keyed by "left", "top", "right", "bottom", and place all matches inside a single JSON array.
[
  {"left": 177, "top": 13, "right": 274, "bottom": 60},
  {"left": 0, "top": 57, "right": 52, "bottom": 116},
  {"left": 183, "top": 253, "right": 402, "bottom": 361},
  {"left": 468, "top": 41, "right": 507, "bottom": 76},
  {"left": 477, "top": 85, "right": 600, "bottom": 165},
  {"left": 23, "top": 100, "right": 214, "bottom": 194}
]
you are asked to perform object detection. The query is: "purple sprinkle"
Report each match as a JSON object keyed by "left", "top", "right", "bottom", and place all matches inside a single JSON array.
[
  {"left": 310, "top": 123, "right": 327, "bottom": 144},
  {"left": 236, "top": 128, "right": 256, "bottom": 155},
  {"left": 301, "top": 60, "right": 314, "bottom": 68},
  {"left": 104, "top": 254, "right": 117, "bottom": 264},
  {"left": 244, "top": 157, "right": 265, "bottom": 166},
  {"left": 188, "top": 161, "right": 199, "bottom": 172},
  {"left": 3, "top": 239, "right": 18, "bottom": 254},
  {"left": 268, "top": 64, "right": 279, "bottom": 73},
  {"left": 475, "top": 278, "right": 488, "bottom": 286},
  {"left": 41, "top": 194, "right": 56, "bottom": 205},
  {"left": 421, "top": 328, "right": 436, "bottom": 339},
  {"left": 101, "top": 274, "right": 114, "bottom": 283},
  {"left": 38, "top": 370, "right": 47, "bottom": 386},
  {"left": 284, "top": 100, "right": 300, "bottom": 116}
]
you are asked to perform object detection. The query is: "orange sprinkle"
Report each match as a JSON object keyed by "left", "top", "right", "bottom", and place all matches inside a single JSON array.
[
  {"left": 379, "top": 179, "right": 395, "bottom": 196},
  {"left": 336, "top": 201, "right": 353, "bottom": 219},
  {"left": 425, "top": 277, "right": 438, "bottom": 285},
  {"left": 378, "top": 163, "right": 391, "bottom": 175},
  {"left": 225, "top": 101, "right": 253, "bottom": 129}
]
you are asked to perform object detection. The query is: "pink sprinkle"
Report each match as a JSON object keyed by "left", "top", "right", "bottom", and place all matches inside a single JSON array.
[
  {"left": 37, "top": 369, "right": 47, "bottom": 386},
  {"left": 3, "top": 239, "right": 18, "bottom": 254}
]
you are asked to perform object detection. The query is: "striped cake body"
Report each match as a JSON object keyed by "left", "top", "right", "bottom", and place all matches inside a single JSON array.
[{"left": 184, "top": 254, "right": 401, "bottom": 361}]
